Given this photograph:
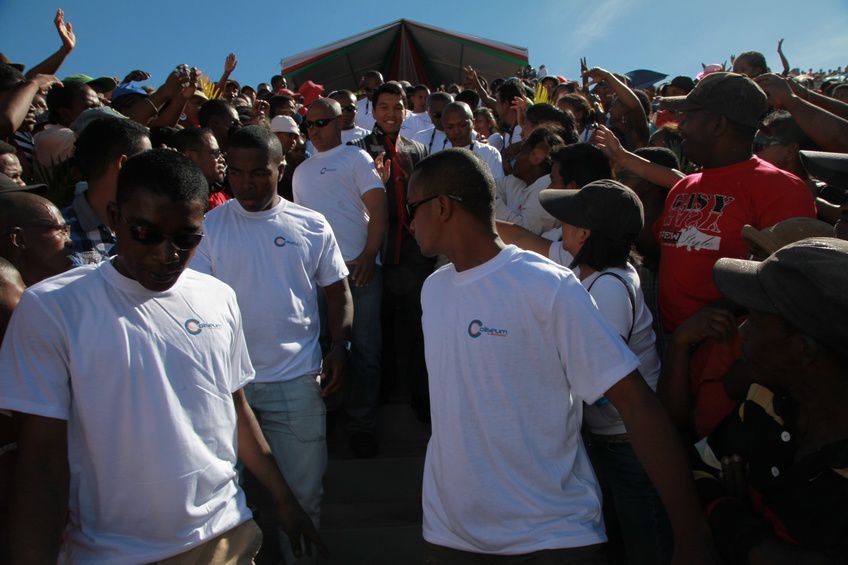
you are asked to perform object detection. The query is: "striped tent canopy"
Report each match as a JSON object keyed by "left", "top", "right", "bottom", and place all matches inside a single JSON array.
[{"left": 281, "top": 19, "right": 529, "bottom": 92}]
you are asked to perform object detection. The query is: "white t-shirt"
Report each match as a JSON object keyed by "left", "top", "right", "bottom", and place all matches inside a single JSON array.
[
  {"left": 445, "top": 140, "right": 504, "bottom": 180},
  {"left": 404, "top": 111, "right": 431, "bottom": 134},
  {"left": 0, "top": 262, "right": 254, "bottom": 563},
  {"left": 574, "top": 265, "right": 662, "bottom": 435},
  {"left": 421, "top": 245, "right": 639, "bottom": 554},
  {"left": 354, "top": 97, "right": 376, "bottom": 132},
  {"left": 411, "top": 126, "right": 448, "bottom": 154},
  {"left": 495, "top": 174, "right": 560, "bottom": 235},
  {"left": 502, "top": 124, "right": 522, "bottom": 147},
  {"left": 487, "top": 132, "right": 505, "bottom": 151},
  {"left": 292, "top": 143, "right": 384, "bottom": 262},
  {"left": 191, "top": 198, "right": 348, "bottom": 384}
]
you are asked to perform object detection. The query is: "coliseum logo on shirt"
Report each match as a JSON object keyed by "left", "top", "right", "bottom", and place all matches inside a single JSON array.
[
  {"left": 467, "top": 319, "right": 509, "bottom": 339},
  {"left": 184, "top": 318, "right": 223, "bottom": 336},
  {"left": 274, "top": 235, "right": 301, "bottom": 247}
]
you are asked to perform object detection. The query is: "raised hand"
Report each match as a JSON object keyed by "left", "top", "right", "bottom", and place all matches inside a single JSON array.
[
  {"left": 224, "top": 52, "right": 238, "bottom": 74},
  {"left": 123, "top": 70, "right": 151, "bottom": 84},
  {"left": 54, "top": 9, "right": 75, "bottom": 52}
]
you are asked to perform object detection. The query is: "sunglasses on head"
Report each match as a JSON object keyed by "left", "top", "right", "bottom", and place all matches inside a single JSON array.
[
  {"left": 303, "top": 117, "right": 338, "bottom": 129},
  {"left": 120, "top": 213, "right": 203, "bottom": 250}
]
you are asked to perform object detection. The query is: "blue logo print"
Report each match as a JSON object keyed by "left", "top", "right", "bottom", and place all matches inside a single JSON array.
[
  {"left": 467, "top": 319, "right": 508, "bottom": 339},
  {"left": 274, "top": 235, "right": 300, "bottom": 247},
  {"left": 184, "top": 318, "right": 222, "bottom": 335},
  {"left": 320, "top": 167, "right": 337, "bottom": 175}
]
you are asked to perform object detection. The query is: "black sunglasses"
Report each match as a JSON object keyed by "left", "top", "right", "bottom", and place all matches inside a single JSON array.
[
  {"left": 341, "top": 105, "right": 357, "bottom": 113},
  {"left": 431, "top": 112, "right": 442, "bottom": 119},
  {"left": 121, "top": 213, "right": 203, "bottom": 250},
  {"left": 406, "top": 194, "right": 463, "bottom": 220},
  {"left": 303, "top": 117, "right": 338, "bottom": 129}
]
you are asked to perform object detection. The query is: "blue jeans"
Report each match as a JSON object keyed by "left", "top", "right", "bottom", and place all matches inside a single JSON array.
[
  {"left": 345, "top": 266, "right": 382, "bottom": 433},
  {"left": 244, "top": 375, "right": 326, "bottom": 564},
  {"left": 586, "top": 435, "right": 673, "bottom": 565}
]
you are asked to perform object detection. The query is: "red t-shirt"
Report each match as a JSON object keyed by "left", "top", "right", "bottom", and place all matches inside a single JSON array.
[
  {"left": 656, "top": 157, "right": 815, "bottom": 332},
  {"left": 207, "top": 190, "right": 231, "bottom": 211}
]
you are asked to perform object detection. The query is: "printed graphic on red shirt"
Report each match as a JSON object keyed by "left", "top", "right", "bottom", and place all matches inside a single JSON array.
[{"left": 659, "top": 192, "right": 735, "bottom": 251}]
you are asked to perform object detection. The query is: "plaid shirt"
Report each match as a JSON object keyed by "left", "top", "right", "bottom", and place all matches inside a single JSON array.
[{"left": 62, "top": 188, "right": 115, "bottom": 265}]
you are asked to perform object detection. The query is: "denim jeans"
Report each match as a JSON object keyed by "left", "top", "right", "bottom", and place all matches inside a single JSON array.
[
  {"left": 345, "top": 266, "right": 383, "bottom": 433},
  {"left": 586, "top": 435, "right": 673, "bottom": 565},
  {"left": 244, "top": 375, "right": 326, "bottom": 564}
]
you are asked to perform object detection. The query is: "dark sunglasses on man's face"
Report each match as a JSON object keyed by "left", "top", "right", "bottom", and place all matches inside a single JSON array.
[
  {"left": 341, "top": 105, "right": 357, "bottom": 113},
  {"left": 304, "top": 117, "right": 338, "bottom": 129},
  {"left": 752, "top": 135, "right": 785, "bottom": 153},
  {"left": 431, "top": 112, "right": 442, "bottom": 119},
  {"left": 121, "top": 214, "right": 203, "bottom": 250},
  {"left": 406, "top": 193, "right": 463, "bottom": 220}
]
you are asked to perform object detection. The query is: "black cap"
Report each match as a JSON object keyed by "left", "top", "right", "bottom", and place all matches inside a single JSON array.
[
  {"left": 0, "top": 173, "right": 47, "bottom": 195},
  {"left": 539, "top": 179, "right": 644, "bottom": 242}
]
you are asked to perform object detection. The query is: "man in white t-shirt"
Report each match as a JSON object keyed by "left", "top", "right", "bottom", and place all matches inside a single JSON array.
[
  {"left": 402, "top": 84, "right": 431, "bottom": 134},
  {"left": 407, "top": 148, "right": 718, "bottom": 563},
  {"left": 410, "top": 92, "right": 453, "bottom": 154},
  {"left": 0, "top": 149, "right": 323, "bottom": 564},
  {"left": 305, "top": 90, "right": 369, "bottom": 154},
  {"left": 354, "top": 70, "right": 383, "bottom": 132},
  {"left": 293, "top": 98, "right": 388, "bottom": 458},
  {"left": 441, "top": 101, "right": 503, "bottom": 180},
  {"left": 190, "top": 126, "right": 351, "bottom": 563},
  {"left": 495, "top": 127, "right": 564, "bottom": 236}
]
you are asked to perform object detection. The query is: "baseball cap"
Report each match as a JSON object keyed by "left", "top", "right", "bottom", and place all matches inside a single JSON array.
[
  {"left": 0, "top": 173, "right": 47, "bottom": 195},
  {"left": 270, "top": 115, "right": 300, "bottom": 135},
  {"left": 742, "top": 217, "right": 835, "bottom": 256},
  {"left": 539, "top": 179, "right": 644, "bottom": 242},
  {"left": 659, "top": 72, "right": 768, "bottom": 128},
  {"left": 111, "top": 82, "right": 149, "bottom": 102},
  {"left": 713, "top": 237, "right": 848, "bottom": 353},
  {"left": 63, "top": 73, "right": 118, "bottom": 92},
  {"left": 70, "top": 106, "right": 128, "bottom": 134}
]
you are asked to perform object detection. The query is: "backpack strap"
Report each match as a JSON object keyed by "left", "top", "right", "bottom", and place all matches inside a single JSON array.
[{"left": 586, "top": 271, "right": 637, "bottom": 343}]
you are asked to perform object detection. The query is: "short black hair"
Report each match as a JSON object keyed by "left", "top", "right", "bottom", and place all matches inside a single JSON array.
[
  {"left": 413, "top": 84, "right": 430, "bottom": 95},
  {"left": 371, "top": 81, "right": 406, "bottom": 108},
  {"left": 496, "top": 81, "right": 523, "bottom": 105},
  {"left": 328, "top": 89, "right": 355, "bottom": 101},
  {"left": 269, "top": 95, "right": 295, "bottom": 116},
  {"left": 171, "top": 128, "right": 215, "bottom": 153},
  {"left": 45, "top": 82, "right": 90, "bottom": 124},
  {"left": 428, "top": 92, "right": 453, "bottom": 106},
  {"left": 633, "top": 146, "right": 680, "bottom": 171},
  {"left": 455, "top": 89, "right": 481, "bottom": 109},
  {"left": 736, "top": 51, "right": 770, "bottom": 74},
  {"left": 759, "top": 110, "right": 816, "bottom": 150},
  {"left": 411, "top": 148, "right": 495, "bottom": 226},
  {"left": 524, "top": 127, "right": 566, "bottom": 172},
  {"left": 198, "top": 99, "right": 236, "bottom": 127},
  {"left": 362, "top": 70, "right": 384, "bottom": 83},
  {"left": 74, "top": 118, "right": 150, "bottom": 180},
  {"left": 149, "top": 126, "right": 180, "bottom": 149},
  {"left": 0, "top": 140, "right": 16, "bottom": 155},
  {"left": 526, "top": 104, "right": 577, "bottom": 143},
  {"left": 116, "top": 149, "right": 208, "bottom": 208},
  {"left": 228, "top": 124, "right": 284, "bottom": 163},
  {"left": 552, "top": 144, "right": 612, "bottom": 187}
]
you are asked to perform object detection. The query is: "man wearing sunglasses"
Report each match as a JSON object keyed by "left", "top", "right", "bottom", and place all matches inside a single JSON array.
[
  {"left": 0, "top": 149, "right": 324, "bottom": 563},
  {"left": 192, "top": 126, "right": 351, "bottom": 560},
  {"left": 355, "top": 70, "right": 383, "bottom": 132},
  {"left": 410, "top": 91, "right": 453, "bottom": 154},
  {"left": 294, "top": 98, "right": 387, "bottom": 459}
]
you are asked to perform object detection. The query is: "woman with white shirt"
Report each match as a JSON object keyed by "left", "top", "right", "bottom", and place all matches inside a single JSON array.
[{"left": 539, "top": 180, "right": 672, "bottom": 565}]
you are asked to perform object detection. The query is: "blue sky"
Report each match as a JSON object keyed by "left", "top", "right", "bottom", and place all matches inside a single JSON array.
[{"left": 2, "top": 0, "right": 846, "bottom": 89}]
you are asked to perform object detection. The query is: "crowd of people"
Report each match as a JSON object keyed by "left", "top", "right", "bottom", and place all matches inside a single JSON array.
[{"left": 1, "top": 9, "right": 847, "bottom": 565}]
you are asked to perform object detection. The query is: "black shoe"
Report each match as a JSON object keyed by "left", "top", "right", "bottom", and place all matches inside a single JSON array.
[{"left": 349, "top": 431, "right": 378, "bottom": 459}]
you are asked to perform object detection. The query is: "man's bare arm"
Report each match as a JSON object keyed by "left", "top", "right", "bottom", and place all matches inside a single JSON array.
[
  {"left": 320, "top": 278, "right": 353, "bottom": 397},
  {"left": 606, "top": 372, "right": 720, "bottom": 564},
  {"left": 349, "top": 188, "right": 387, "bottom": 287},
  {"left": 9, "top": 413, "right": 69, "bottom": 565},
  {"left": 495, "top": 220, "right": 552, "bottom": 256},
  {"left": 232, "top": 389, "right": 327, "bottom": 559},
  {"left": 25, "top": 9, "right": 75, "bottom": 79}
]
